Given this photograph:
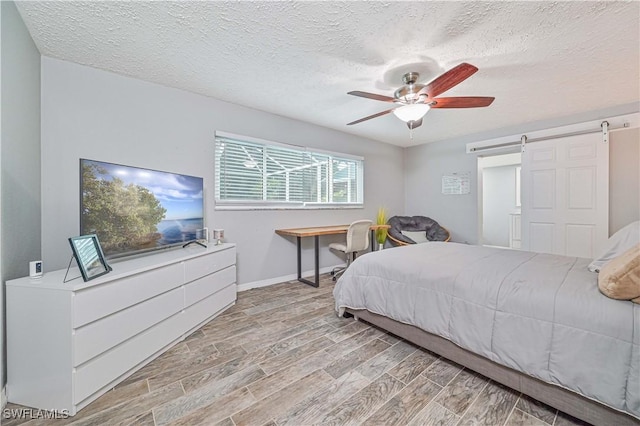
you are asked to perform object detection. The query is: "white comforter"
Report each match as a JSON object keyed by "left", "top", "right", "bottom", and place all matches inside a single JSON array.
[{"left": 333, "top": 242, "right": 640, "bottom": 419}]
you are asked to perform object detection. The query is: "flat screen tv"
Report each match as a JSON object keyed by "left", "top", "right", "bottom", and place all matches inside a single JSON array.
[{"left": 80, "top": 159, "right": 205, "bottom": 258}]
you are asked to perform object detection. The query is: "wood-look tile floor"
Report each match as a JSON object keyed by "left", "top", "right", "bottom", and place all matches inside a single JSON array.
[{"left": 5, "top": 274, "right": 592, "bottom": 426}]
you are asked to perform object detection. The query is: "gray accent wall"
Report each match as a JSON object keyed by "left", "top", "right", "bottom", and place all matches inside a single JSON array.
[
  {"left": 610, "top": 127, "right": 640, "bottom": 234},
  {"left": 40, "top": 57, "right": 405, "bottom": 285},
  {"left": 0, "top": 0, "right": 41, "bottom": 390},
  {"left": 405, "top": 137, "right": 479, "bottom": 244}
]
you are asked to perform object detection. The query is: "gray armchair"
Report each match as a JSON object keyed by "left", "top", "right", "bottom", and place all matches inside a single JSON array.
[{"left": 387, "top": 215, "right": 450, "bottom": 246}]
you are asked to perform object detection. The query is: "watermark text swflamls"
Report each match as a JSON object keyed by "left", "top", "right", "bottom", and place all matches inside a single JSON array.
[{"left": 2, "top": 408, "right": 70, "bottom": 420}]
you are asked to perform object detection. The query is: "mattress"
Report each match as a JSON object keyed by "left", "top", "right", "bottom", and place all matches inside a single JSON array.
[{"left": 333, "top": 242, "right": 640, "bottom": 419}]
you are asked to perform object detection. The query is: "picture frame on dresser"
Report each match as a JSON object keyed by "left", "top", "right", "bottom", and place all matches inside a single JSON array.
[{"left": 68, "top": 234, "right": 111, "bottom": 282}]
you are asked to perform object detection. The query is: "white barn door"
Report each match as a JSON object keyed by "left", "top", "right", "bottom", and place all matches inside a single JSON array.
[{"left": 521, "top": 132, "right": 609, "bottom": 258}]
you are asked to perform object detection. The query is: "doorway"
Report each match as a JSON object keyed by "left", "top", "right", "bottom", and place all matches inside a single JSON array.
[{"left": 478, "top": 152, "right": 522, "bottom": 248}]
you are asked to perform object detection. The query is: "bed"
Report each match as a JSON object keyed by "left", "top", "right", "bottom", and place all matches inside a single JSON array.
[{"left": 333, "top": 242, "right": 640, "bottom": 425}]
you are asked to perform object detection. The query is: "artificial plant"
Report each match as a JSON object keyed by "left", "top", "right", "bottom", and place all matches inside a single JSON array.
[{"left": 376, "top": 207, "right": 388, "bottom": 246}]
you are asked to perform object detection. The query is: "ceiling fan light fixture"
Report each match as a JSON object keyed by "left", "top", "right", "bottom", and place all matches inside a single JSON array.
[
  {"left": 346, "top": 63, "right": 493, "bottom": 129},
  {"left": 392, "top": 103, "right": 431, "bottom": 122}
]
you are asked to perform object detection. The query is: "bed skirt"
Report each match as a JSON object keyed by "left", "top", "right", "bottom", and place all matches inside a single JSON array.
[{"left": 345, "top": 308, "right": 640, "bottom": 426}]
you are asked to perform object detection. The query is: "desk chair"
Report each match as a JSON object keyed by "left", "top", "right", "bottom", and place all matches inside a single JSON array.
[{"left": 329, "top": 219, "right": 373, "bottom": 281}]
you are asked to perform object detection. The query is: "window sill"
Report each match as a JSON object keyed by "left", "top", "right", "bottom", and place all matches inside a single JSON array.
[{"left": 214, "top": 204, "right": 364, "bottom": 211}]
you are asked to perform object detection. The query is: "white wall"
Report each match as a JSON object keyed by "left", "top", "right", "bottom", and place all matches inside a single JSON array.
[
  {"left": 41, "top": 57, "right": 404, "bottom": 285},
  {"left": 0, "top": 0, "right": 41, "bottom": 392},
  {"left": 482, "top": 165, "right": 519, "bottom": 247},
  {"left": 406, "top": 112, "right": 640, "bottom": 245}
]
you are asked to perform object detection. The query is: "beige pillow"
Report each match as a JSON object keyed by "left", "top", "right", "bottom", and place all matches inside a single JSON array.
[{"left": 598, "top": 244, "right": 640, "bottom": 303}]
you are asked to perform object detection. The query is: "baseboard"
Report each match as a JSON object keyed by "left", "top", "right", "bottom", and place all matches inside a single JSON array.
[
  {"left": 237, "top": 264, "right": 344, "bottom": 292},
  {"left": 1, "top": 385, "right": 7, "bottom": 409}
]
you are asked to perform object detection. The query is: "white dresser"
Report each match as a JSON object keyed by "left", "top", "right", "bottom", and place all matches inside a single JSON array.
[{"left": 6, "top": 243, "right": 236, "bottom": 415}]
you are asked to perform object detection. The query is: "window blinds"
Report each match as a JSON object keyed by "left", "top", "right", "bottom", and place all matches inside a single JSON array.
[{"left": 215, "top": 134, "right": 363, "bottom": 207}]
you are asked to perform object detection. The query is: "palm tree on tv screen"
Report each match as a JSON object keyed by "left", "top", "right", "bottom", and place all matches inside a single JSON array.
[{"left": 82, "top": 163, "right": 167, "bottom": 254}]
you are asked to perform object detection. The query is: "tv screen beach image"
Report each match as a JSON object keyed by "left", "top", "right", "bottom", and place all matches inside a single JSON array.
[{"left": 81, "top": 159, "right": 204, "bottom": 256}]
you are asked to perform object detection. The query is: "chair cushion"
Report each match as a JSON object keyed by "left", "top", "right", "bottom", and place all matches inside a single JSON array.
[
  {"left": 329, "top": 242, "right": 347, "bottom": 252},
  {"left": 401, "top": 230, "right": 429, "bottom": 244}
]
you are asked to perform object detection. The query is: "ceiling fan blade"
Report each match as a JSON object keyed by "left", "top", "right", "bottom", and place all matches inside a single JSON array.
[
  {"left": 347, "top": 108, "right": 395, "bottom": 125},
  {"left": 422, "top": 63, "right": 479, "bottom": 98},
  {"left": 406, "top": 118, "right": 423, "bottom": 129},
  {"left": 431, "top": 96, "right": 495, "bottom": 108},
  {"left": 348, "top": 91, "right": 396, "bottom": 103}
]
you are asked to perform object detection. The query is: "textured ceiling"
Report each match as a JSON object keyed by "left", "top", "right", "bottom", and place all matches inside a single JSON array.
[{"left": 15, "top": 1, "right": 640, "bottom": 147}]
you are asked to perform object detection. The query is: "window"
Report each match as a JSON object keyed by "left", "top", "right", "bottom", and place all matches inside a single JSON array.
[{"left": 215, "top": 132, "right": 363, "bottom": 209}]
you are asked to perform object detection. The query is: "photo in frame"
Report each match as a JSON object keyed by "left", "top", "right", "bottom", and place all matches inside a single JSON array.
[{"left": 68, "top": 234, "right": 112, "bottom": 282}]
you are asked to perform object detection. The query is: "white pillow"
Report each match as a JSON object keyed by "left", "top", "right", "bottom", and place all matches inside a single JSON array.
[
  {"left": 589, "top": 221, "right": 640, "bottom": 272},
  {"left": 401, "top": 230, "right": 429, "bottom": 244}
]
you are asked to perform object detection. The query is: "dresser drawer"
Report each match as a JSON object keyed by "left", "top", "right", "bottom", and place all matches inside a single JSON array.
[
  {"left": 73, "top": 263, "right": 183, "bottom": 327},
  {"left": 184, "top": 247, "right": 235, "bottom": 284},
  {"left": 74, "top": 311, "right": 187, "bottom": 404},
  {"left": 74, "top": 288, "right": 183, "bottom": 366},
  {"left": 184, "top": 284, "right": 237, "bottom": 333},
  {"left": 185, "top": 266, "right": 236, "bottom": 307}
]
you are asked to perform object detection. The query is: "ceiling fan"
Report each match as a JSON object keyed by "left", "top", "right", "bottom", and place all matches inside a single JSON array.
[{"left": 347, "top": 63, "right": 495, "bottom": 130}]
